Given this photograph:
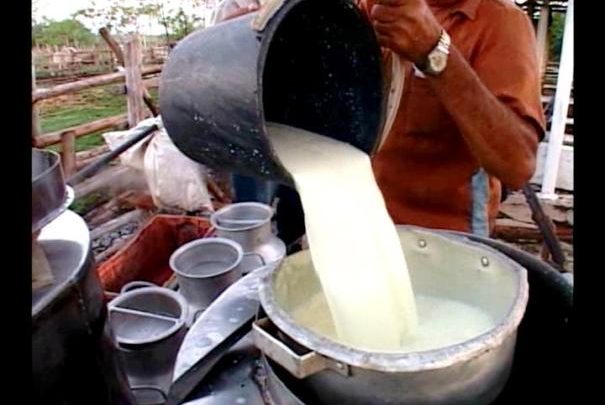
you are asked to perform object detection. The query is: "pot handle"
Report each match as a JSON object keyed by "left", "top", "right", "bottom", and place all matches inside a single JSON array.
[
  {"left": 120, "top": 280, "right": 156, "bottom": 295},
  {"left": 251, "top": 0, "right": 287, "bottom": 31},
  {"left": 252, "top": 317, "right": 350, "bottom": 379}
]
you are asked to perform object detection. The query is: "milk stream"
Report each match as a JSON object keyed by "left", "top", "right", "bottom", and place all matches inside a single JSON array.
[{"left": 267, "top": 122, "right": 418, "bottom": 351}]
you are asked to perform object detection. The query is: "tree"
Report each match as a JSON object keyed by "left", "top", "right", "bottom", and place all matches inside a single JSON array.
[
  {"left": 74, "top": 0, "right": 161, "bottom": 35},
  {"left": 548, "top": 12, "right": 565, "bottom": 62},
  {"left": 32, "top": 0, "right": 41, "bottom": 25},
  {"left": 74, "top": 0, "right": 210, "bottom": 41},
  {"left": 159, "top": 7, "right": 202, "bottom": 41},
  {"left": 32, "top": 19, "right": 97, "bottom": 47}
]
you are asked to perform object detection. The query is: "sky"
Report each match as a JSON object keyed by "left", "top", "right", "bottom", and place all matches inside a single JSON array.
[
  {"left": 33, "top": 0, "right": 216, "bottom": 35},
  {"left": 34, "top": 0, "right": 92, "bottom": 22}
]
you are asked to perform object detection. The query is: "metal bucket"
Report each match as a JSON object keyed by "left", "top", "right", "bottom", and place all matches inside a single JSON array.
[
  {"left": 211, "top": 202, "right": 286, "bottom": 273},
  {"left": 253, "top": 226, "right": 529, "bottom": 405},
  {"left": 170, "top": 238, "right": 244, "bottom": 317},
  {"left": 160, "top": 0, "right": 384, "bottom": 184},
  {"left": 32, "top": 148, "right": 73, "bottom": 233},
  {"left": 108, "top": 287, "right": 189, "bottom": 402}
]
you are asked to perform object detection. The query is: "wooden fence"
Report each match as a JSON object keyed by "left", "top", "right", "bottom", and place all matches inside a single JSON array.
[
  {"left": 32, "top": 43, "right": 168, "bottom": 81},
  {"left": 32, "top": 34, "right": 162, "bottom": 177}
]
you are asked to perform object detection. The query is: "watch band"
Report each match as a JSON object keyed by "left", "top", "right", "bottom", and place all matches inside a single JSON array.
[{"left": 417, "top": 30, "right": 451, "bottom": 76}]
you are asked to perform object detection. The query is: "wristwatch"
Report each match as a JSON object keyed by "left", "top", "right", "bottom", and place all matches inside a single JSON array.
[{"left": 417, "top": 30, "right": 451, "bottom": 77}]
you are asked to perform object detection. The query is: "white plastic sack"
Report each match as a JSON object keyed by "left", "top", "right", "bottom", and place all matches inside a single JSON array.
[
  {"left": 103, "top": 129, "right": 150, "bottom": 171},
  {"left": 144, "top": 128, "right": 214, "bottom": 212},
  {"left": 103, "top": 118, "right": 214, "bottom": 212}
]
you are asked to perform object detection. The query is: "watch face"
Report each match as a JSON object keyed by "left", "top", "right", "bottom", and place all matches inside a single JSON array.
[{"left": 429, "top": 53, "right": 447, "bottom": 73}]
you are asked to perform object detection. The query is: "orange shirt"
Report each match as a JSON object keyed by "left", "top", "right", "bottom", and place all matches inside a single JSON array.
[{"left": 359, "top": 0, "right": 545, "bottom": 235}]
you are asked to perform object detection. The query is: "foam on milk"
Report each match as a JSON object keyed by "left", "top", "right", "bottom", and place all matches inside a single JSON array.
[
  {"left": 292, "top": 292, "right": 495, "bottom": 353},
  {"left": 267, "top": 122, "right": 418, "bottom": 351}
]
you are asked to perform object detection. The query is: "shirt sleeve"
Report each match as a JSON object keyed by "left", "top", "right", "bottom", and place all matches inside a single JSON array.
[{"left": 470, "top": 5, "right": 546, "bottom": 139}]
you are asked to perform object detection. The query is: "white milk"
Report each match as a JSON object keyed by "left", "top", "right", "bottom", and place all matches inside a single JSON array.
[
  {"left": 292, "top": 292, "right": 495, "bottom": 353},
  {"left": 267, "top": 123, "right": 417, "bottom": 351}
]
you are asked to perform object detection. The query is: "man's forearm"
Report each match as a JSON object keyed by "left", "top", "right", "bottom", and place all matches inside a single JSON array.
[{"left": 426, "top": 45, "right": 539, "bottom": 189}]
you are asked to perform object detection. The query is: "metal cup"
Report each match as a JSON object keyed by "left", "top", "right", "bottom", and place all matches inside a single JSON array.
[
  {"left": 108, "top": 287, "right": 188, "bottom": 403},
  {"left": 169, "top": 238, "right": 244, "bottom": 319},
  {"left": 211, "top": 202, "right": 285, "bottom": 274}
]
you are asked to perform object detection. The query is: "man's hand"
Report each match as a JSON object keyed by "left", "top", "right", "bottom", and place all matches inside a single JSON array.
[
  {"left": 215, "top": 0, "right": 260, "bottom": 23},
  {"left": 370, "top": 0, "right": 442, "bottom": 65}
]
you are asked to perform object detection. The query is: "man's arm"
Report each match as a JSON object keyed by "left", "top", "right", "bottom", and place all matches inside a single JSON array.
[
  {"left": 428, "top": 42, "right": 540, "bottom": 189},
  {"left": 371, "top": 0, "right": 543, "bottom": 190}
]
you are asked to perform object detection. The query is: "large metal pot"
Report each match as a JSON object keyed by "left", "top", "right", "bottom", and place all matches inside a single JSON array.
[
  {"left": 160, "top": 0, "right": 384, "bottom": 184},
  {"left": 32, "top": 210, "right": 134, "bottom": 405},
  {"left": 253, "top": 226, "right": 529, "bottom": 404}
]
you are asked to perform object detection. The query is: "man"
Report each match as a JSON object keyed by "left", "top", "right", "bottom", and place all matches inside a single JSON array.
[{"left": 216, "top": 0, "right": 544, "bottom": 238}]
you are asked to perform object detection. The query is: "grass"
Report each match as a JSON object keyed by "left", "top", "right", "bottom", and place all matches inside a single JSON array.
[
  {"left": 36, "top": 66, "right": 112, "bottom": 80},
  {"left": 39, "top": 85, "right": 159, "bottom": 152},
  {"left": 71, "top": 191, "right": 109, "bottom": 215},
  {"left": 38, "top": 79, "right": 160, "bottom": 217}
]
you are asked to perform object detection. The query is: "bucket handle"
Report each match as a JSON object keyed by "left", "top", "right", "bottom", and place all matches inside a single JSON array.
[
  {"left": 252, "top": 317, "right": 350, "bottom": 379},
  {"left": 243, "top": 251, "right": 266, "bottom": 266},
  {"left": 120, "top": 280, "right": 157, "bottom": 295},
  {"left": 130, "top": 385, "right": 168, "bottom": 403},
  {"left": 251, "top": 0, "right": 287, "bottom": 31}
]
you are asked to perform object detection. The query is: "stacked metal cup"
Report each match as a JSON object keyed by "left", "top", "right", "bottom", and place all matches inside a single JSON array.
[
  {"left": 169, "top": 237, "right": 245, "bottom": 324},
  {"left": 108, "top": 287, "right": 189, "bottom": 404},
  {"left": 210, "top": 202, "right": 286, "bottom": 274}
]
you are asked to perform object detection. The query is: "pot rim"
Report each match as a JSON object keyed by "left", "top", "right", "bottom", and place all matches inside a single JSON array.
[
  {"left": 210, "top": 202, "right": 274, "bottom": 232},
  {"left": 32, "top": 148, "right": 71, "bottom": 233},
  {"left": 169, "top": 237, "right": 244, "bottom": 279},
  {"left": 258, "top": 226, "right": 529, "bottom": 373}
]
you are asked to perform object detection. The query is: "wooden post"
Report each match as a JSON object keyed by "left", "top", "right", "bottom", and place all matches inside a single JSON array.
[
  {"left": 100, "top": 27, "right": 158, "bottom": 116},
  {"left": 32, "top": 66, "right": 162, "bottom": 103},
  {"left": 536, "top": 0, "right": 550, "bottom": 76},
  {"left": 34, "top": 114, "right": 129, "bottom": 148},
  {"left": 124, "top": 35, "right": 145, "bottom": 128},
  {"left": 32, "top": 65, "right": 41, "bottom": 144},
  {"left": 61, "top": 130, "right": 77, "bottom": 176},
  {"left": 540, "top": 0, "right": 574, "bottom": 200},
  {"left": 100, "top": 27, "right": 125, "bottom": 66}
]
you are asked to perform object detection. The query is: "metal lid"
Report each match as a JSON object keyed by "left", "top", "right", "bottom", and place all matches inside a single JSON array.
[{"left": 108, "top": 287, "right": 188, "bottom": 347}]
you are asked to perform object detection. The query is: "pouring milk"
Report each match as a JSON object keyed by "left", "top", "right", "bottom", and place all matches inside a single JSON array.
[{"left": 267, "top": 123, "right": 496, "bottom": 353}]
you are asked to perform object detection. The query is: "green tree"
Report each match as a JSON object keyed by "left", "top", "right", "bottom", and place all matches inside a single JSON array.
[
  {"left": 549, "top": 12, "right": 565, "bottom": 62},
  {"left": 75, "top": 0, "right": 208, "bottom": 41},
  {"left": 159, "top": 7, "right": 202, "bottom": 41},
  {"left": 32, "top": 19, "right": 97, "bottom": 47},
  {"left": 74, "top": 0, "right": 161, "bottom": 35}
]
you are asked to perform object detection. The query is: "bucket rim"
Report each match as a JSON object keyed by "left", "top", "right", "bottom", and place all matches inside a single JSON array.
[
  {"left": 210, "top": 202, "right": 274, "bottom": 232},
  {"left": 169, "top": 237, "right": 244, "bottom": 279}
]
